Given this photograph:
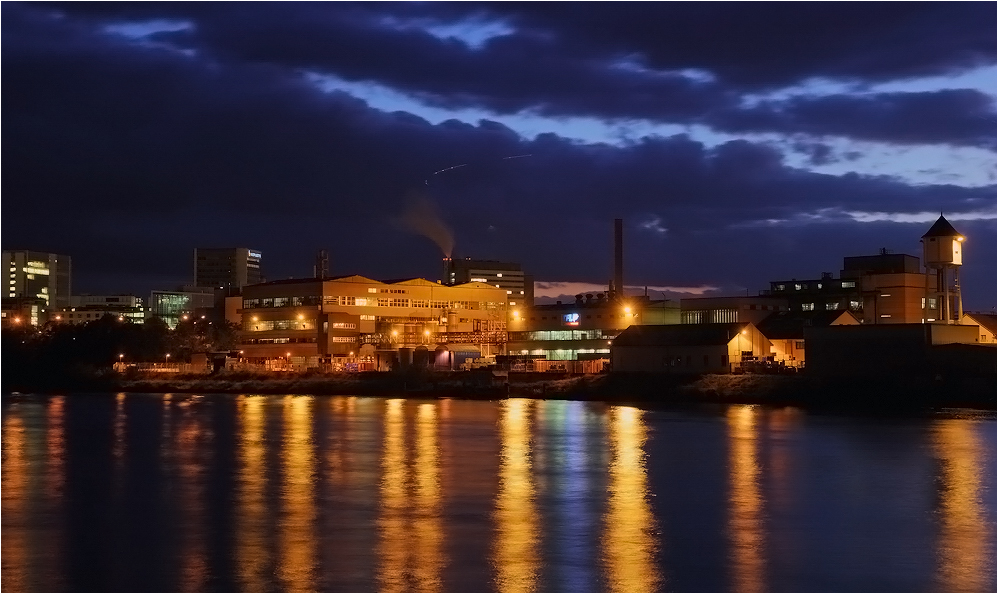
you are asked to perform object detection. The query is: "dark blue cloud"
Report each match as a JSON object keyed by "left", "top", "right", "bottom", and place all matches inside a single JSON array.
[{"left": 2, "top": 3, "right": 995, "bottom": 309}]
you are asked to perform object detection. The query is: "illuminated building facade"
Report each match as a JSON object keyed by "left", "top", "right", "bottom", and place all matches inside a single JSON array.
[
  {"left": 194, "top": 247, "right": 262, "bottom": 290},
  {"left": 238, "top": 275, "right": 508, "bottom": 365},
  {"left": 50, "top": 295, "right": 145, "bottom": 324},
  {"left": 149, "top": 288, "right": 216, "bottom": 328},
  {"left": 2, "top": 250, "right": 71, "bottom": 310},
  {"left": 443, "top": 257, "right": 533, "bottom": 307},
  {"left": 506, "top": 293, "right": 680, "bottom": 362}
]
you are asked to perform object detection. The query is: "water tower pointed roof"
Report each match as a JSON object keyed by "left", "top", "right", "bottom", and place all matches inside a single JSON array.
[{"left": 922, "top": 214, "right": 962, "bottom": 239}]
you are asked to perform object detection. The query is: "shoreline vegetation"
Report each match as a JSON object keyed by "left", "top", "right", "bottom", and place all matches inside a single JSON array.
[{"left": 5, "top": 367, "right": 995, "bottom": 413}]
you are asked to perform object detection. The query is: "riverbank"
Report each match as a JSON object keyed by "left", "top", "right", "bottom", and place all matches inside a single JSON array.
[{"left": 14, "top": 368, "right": 985, "bottom": 412}]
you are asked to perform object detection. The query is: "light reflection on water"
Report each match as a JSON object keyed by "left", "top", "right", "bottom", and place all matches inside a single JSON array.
[
  {"left": 603, "top": 405, "right": 662, "bottom": 592},
  {"left": 932, "top": 419, "right": 989, "bottom": 592},
  {"left": 727, "top": 405, "right": 765, "bottom": 592},
  {"left": 1, "top": 393, "right": 995, "bottom": 592}
]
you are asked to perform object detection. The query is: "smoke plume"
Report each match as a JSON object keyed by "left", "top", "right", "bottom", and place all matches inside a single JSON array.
[{"left": 397, "top": 192, "right": 454, "bottom": 258}]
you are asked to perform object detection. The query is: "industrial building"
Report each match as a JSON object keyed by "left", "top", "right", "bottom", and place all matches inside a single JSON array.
[
  {"left": 680, "top": 295, "right": 789, "bottom": 325},
  {"left": 194, "top": 247, "right": 262, "bottom": 290},
  {"left": 443, "top": 257, "right": 533, "bottom": 307},
  {"left": 765, "top": 251, "right": 939, "bottom": 324},
  {"left": 506, "top": 293, "right": 679, "bottom": 363},
  {"left": 611, "top": 322, "right": 771, "bottom": 374},
  {"left": 756, "top": 309, "right": 859, "bottom": 368},
  {"left": 238, "top": 275, "right": 508, "bottom": 368}
]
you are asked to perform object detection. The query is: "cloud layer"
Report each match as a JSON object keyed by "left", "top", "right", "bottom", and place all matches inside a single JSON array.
[{"left": 2, "top": 3, "right": 995, "bottom": 308}]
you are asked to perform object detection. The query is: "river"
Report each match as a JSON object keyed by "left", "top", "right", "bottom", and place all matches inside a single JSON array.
[{"left": 2, "top": 393, "right": 994, "bottom": 592}]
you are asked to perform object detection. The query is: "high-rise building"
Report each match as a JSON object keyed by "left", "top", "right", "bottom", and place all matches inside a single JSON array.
[
  {"left": 2, "top": 250, "right": 72, "bottom": 309},
  {"left": 194, "top": 248, "right": 262, "bottom": 290},
  {"left": 443, "top": 257, "right": 533, "bottom": 307}
]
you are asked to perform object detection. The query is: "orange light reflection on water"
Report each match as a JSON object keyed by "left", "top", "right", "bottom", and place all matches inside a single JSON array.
[
  {"left": 932, "top": 419, "right": 991, "bottom": 592},
  {"left": 236, "top": 396, "right": 268, "bottom": 591},
  {"left": 279, "top": 395, "right": 317, "bottom": 591},
  {"left": 492, "top": 398, "right": 539, "bottom": 593},
  {"left": 377, "top": 399, "right": 409, "bottom": 592},
  {"left": 727, "top": 405, "right": 765, "bottom": 593},
  {"left": 1, "top": 413, "right": 28, "bottom": 593},
  {"left": 602, "top": 405, "right": 662, "bottom": 592}
]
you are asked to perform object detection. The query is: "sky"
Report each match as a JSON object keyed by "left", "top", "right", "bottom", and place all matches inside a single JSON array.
[{"left": 2, "top": 2, "right": 995, "bottom": 309}]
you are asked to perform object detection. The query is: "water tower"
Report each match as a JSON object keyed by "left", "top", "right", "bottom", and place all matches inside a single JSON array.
[{"left": 921, "top": 214, "right": 965, "bottom": 324}]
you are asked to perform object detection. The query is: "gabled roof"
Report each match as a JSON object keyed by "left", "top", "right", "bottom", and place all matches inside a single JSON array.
[
  {"left": 613, "top": 323, "right": 750, "bottom": 347},
  {"left": 452, "top": 281, "right": 503, "bottom": 289},
  {"left": 384, "top": 278, "right": 440, "bottom": 287},
  {"left": 757, "top": 309, "right": 859, "bottom": 340},
  {"left": 922, "top": 215, "right": 963, "bottom": 239},
  {"left": 328, "top": 274, "right": 382, "bottom": 284},
  {"left": 963, "top": 312, "right": 997, "bottom": 336}
]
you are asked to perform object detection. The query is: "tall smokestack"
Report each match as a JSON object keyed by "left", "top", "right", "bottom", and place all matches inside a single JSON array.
[{"left": 614, "top": 218, "right": 624, "bottom": 301}]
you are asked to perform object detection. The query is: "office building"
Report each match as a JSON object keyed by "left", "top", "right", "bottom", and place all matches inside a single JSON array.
[
  {"left": 2, "top": 250, "right": 71, "bottom": 310},
  {"left": 194, "top": 248, "right": 262, "bottom": 290},
  {"left": 443, "top": 257, "right": 533, "bottom": 307},
  {"left": 50, "top": 295, "right": 145, "bottom": 324}
]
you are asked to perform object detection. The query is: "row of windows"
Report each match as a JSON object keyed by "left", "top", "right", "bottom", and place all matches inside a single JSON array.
[
  {"left": 246, "top": 319, "right": 317, "bottom": 331},
  {"left": 508, "top": 329, "right": 615, "bottom": 341},
  {"left": 774, "top": 280, "right": 856, "bottom": 291},
  {"left": 241, "top": 337, "right": 317, "bottom": 345},
  {"left": 243, "top": 296, "right": 322, "bottom": 308}
]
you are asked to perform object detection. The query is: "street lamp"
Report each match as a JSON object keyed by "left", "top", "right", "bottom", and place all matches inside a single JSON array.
[{"left": 165, "top": 353, "right": 171, "bottom": 367}]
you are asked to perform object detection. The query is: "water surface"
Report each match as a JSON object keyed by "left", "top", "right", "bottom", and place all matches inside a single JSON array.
[{"left": 2, "top": 393, "right": 994, "bottom": 592}]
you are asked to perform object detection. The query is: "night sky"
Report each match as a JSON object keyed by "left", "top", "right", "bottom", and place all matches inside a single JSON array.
[{"left": 3, "top": 3, "right": 995, "bottom": 309}]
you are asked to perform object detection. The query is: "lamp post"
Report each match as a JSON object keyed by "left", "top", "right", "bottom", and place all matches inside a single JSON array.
[{"left": 165, "top": 353, "right": 171, "bottom": 368}]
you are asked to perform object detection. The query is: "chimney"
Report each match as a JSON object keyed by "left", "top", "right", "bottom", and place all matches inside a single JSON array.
[{"left": 614, "top": 218, "right": 624, "bottom": 302}]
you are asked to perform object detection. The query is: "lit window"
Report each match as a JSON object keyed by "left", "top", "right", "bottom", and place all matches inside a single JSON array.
[
  {"left": 826, "top": 303, "right": 838, "bottom": 310},
  {"left": 520, "top": 291, "right": 524, "bottom": 295},
  {"left": 842, "top": 281, "right": 856, "bottom": 288},
  {"left": 880, "top": 314, "right": 891, "bottom": 318},
  {"left": 509, "top": 301, "right": 516, "bottom": 306},
  {"left": 817, "top": 283, "right": 823, "bottom": 289},
  {"left": 880, "top": 294, "right": 891, "bottom": 298},
  {"left": 802, "top": 303, "right": 815, "bottom": 311},
  {"left": 496, "top": 273, "right": 503, "bottom": 278},
  {"left": 795, "top": 283, "right": 803, "bottom": 290},
  {"left": 368, "top": 288, "right": 377, "bottom": 293},
  {"left": 506, "top": 290, "right": 512, "bottom": 294}
]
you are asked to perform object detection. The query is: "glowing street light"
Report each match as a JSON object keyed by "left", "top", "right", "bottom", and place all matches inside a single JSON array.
[{"left": 165, "top": 353, "right": 171, "bottom": 366}]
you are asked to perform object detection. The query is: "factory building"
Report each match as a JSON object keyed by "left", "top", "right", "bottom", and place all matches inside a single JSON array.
[
  {"left": 506, "top": 293, "right": 680, "bottom": 362},
  {"left": 611, "top": 322, "right": 771, "bottom": 374},
  {"left": 238, "top": 275, "right": 508, "bottom": 368}
]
